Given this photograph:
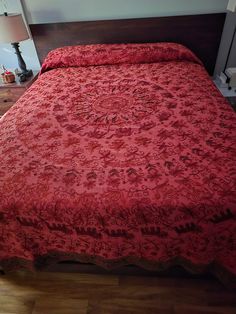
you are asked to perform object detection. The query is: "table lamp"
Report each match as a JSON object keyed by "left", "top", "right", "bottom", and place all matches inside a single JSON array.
[{"left": 0, "top": 12, "right": 33, "bottom": 81}]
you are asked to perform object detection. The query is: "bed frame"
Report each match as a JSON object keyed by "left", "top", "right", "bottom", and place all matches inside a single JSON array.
[
  {"left": 30, "top": 13, "right": 226, "bottom": 75},
  {"left": 27, "top": 13, "right": 228, "bottom": 280}
]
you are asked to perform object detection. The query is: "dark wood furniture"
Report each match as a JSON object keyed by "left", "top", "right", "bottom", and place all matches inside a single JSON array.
[
  {"left": 30, "top": 13, "right": 226, "bottom": 75},
  {"left": 0, "top": 72, "right": 38, "bottom": 117}
]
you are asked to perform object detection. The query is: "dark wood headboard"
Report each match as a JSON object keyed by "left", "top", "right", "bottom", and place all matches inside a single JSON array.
[{"left": 30, "top": 13, "right": 226, "bottom": 75}]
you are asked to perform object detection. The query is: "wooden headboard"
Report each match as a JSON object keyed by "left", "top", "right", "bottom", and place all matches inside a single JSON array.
[{"left": 30, "top": 13, "right": 226, "bottom": 75}]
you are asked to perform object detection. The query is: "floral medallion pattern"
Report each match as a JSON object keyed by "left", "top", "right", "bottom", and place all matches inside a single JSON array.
[{"left": 0, "top": 43, "right": 235, "bottom": 283}]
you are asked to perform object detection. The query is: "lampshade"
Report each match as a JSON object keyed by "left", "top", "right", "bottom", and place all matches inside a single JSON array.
[{"left": 0, "top": 13, "right": 29, "bottom": 44}]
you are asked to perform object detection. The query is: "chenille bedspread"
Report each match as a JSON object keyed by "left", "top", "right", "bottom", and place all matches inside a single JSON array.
[{"left": 0, "top": 43, "right": 235, "bottom": 283}]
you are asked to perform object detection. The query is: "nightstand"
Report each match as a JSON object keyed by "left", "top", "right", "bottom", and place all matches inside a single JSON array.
[
  {"left": 213, "top": 80, "right": 236, "bottom": 112},
  {"left": 0, "top": 71, "right": 38, "bottom": 117}
]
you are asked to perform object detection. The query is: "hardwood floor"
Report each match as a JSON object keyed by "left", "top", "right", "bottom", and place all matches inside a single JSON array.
[{"left": 0, "top": 271, "right": 235, "bottom": 313}]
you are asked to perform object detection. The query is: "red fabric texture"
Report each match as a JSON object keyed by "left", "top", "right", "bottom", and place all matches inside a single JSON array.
[
  {"left": 0, "top": 43, "right": 236, "bottom": 280},
  {"left": 40, "top": 42, "right": 202, "bottom": 74}
]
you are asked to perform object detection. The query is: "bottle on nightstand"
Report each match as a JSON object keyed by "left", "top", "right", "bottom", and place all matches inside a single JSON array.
[{"left": 225, "top": 67, "right": 236, "bottom": 90}]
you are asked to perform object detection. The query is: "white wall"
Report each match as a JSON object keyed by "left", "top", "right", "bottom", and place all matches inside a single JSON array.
[
  {"left": 227, "top": 0, "right": 236, "bottom": 12},
  {"left": 214, "top": 11, "right": 236, "bottom": 77},
  {"left": 0, "top": 0, "right": 229, "bottom": 71},
  {"left": 23, "top": 0, "right": 228, "bottom": 24}
]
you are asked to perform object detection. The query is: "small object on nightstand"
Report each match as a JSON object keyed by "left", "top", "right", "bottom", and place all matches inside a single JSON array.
[
  {"left": 1, "top": 72, "right": 15, "bottom": 84},
  {"left": 0, "top": 65, "right": 15, "bottom": 84},
  {"left": 215, "top": 72, "right": 228, "bottom": 88},
  {"left": 0, "top": 71, "right": 38, "bottom": 117},
  {"left": 225, "top": 68, "right": 236, "bottom": 90},
  {"left": 213, "top": 76, "right": 236, "bottom": 112}
]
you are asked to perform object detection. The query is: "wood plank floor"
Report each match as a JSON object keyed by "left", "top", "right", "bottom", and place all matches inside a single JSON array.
[{"left": 0, "top": 272, "right": 235, "bottom": 314}]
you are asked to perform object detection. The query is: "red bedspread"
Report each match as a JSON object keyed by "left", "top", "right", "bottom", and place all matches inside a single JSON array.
[{"left": 0, "top": 43, "right": 236, "bottom": 281}]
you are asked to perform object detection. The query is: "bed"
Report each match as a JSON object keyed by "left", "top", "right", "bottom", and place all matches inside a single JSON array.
[{"left": 0, "top": 41, "right": 235, "bottom": 286}]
